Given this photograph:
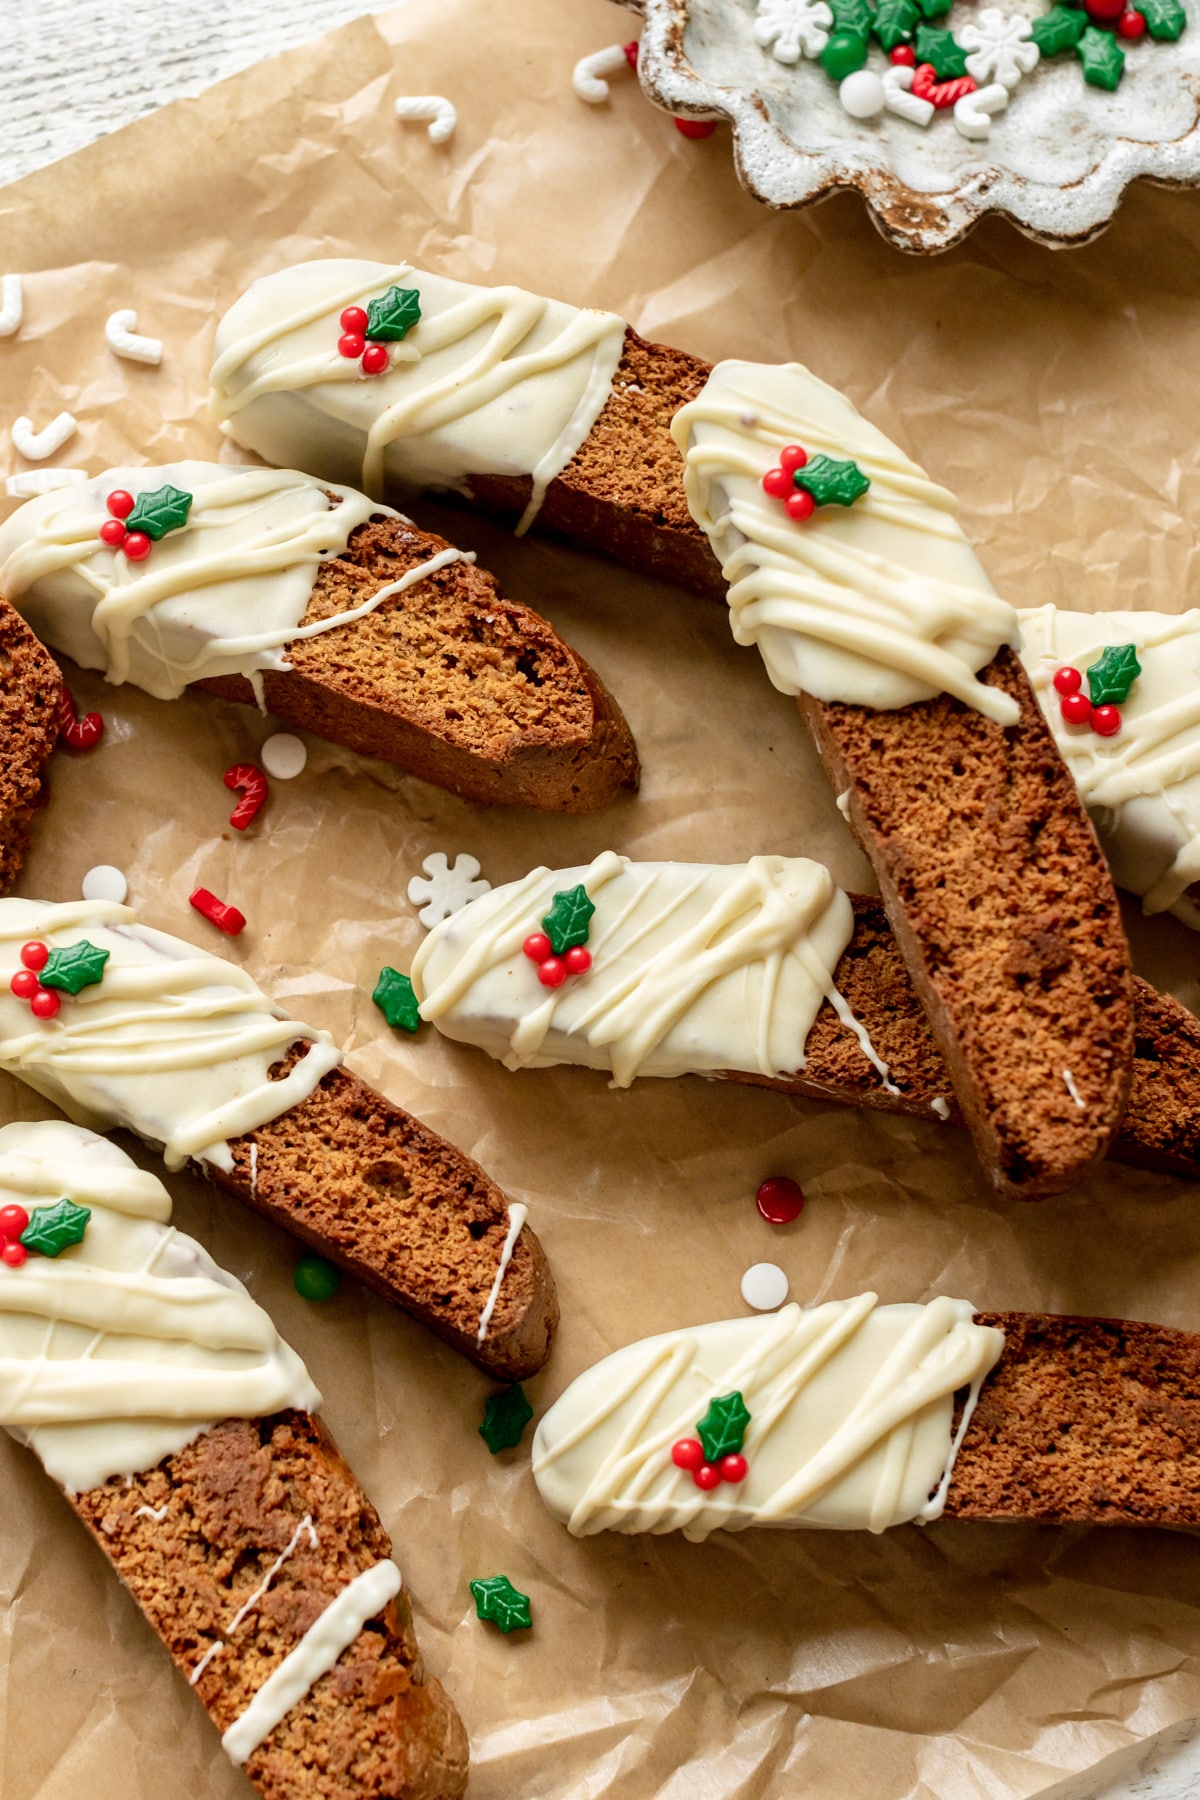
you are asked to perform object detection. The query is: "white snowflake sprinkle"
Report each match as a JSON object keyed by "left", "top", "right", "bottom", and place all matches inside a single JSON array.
[
  {"left": 754, "top": 0, "right": 834, "bottom": 63},
  {"left": 407, "top": 852, "right": 491, "bottom": 928},
  {"left": 958, "top": 9, "right": 1040, "bottom": 90}
]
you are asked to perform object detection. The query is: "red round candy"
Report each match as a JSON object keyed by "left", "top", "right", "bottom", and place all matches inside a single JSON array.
[
  {"left": 0, "top": 1205, "right": 29, "bottom": 1238},
  {"left": 564, "top": 946, "right": 592, "bottom": 976},
  {"left": 1052, "top": 666, "right": 1082, "bottom": 696},
  {"left": 537, "top": 956, "right": 568, "bottom": 989},
  {"left": 106, "top": 489, "right": 135, "bottom": 520},
  {"left": 890, "top": 42, "right": 916, "bottom": 63},
  {"left": 1118, "top": 8, "right": 1146, "bottom": 33},
  {"left": 756, "top": 1176, "right": 805, "bottom": 1225},
  {"left": 762, "top": 467, "right": 792, "bottom": 500},
  {"left": 1060, "top": 692, "right": 1093, "bottom": 726},
  {"left": 719, "top": 1453, "right": 748, "bottom": 1484},
  {"left": 671, "top": 1437, "right": 704, "bottom": 1471},
  {"left": 1, "top": 1241, "right": 27, "bottom": 1268},
  {"left": 674, "top": 118, "right": 717, "bottom": 138},
  {"left": 123, "top": 532, "right": 152, "bottom": 562},
  {"left": 340, "top": 306, "right": 369, "bottom": 334},
  {"left": 693, "top": 1462, "right": 722, "bottom": 1490},
  {"left": 1092, "top": 704, "right": 1122, "bottom": 737},
  {"left": 20, "top": 941, "right": 49, "bottom": 972},
  {"left": 30, "top": 987, "right": 61, "bottom": 1019},
  {"left": 779, "top": 445, "right": 809, "bottom": 474},
  {"left": 523, "top": 933, "right": 552, "bottom": 964},
  {"left": 99, "top": 518, "right": 128, "bottom": 547},
  {"left": 1085, "top": 0, "right": 1124, "bottom": 18},
  {"left": 361, "top": 343, "right": 389, "bottom": 375},
  {"left": 10, "top": 970, "right": 39, "bottom": 1000},
  {"left": 786, "top": 490, "right": 816, "bottom": 522},
  {"left": 338, "top": 331, "right": 366, "bottom": 359}
]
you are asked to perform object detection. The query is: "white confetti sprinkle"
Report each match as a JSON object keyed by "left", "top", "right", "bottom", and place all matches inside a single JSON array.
[
  {"left": 839, "top": 69, "right": 886, "bottom": 119},
  {"left": 0, "top": 276, "right": 23, "bottom": 338},
  {"left": 12, "top": 411, "right": 78, "bottom": 462},
  {"left": 5, "top": 467, "right": 87, "bottom": 498},
  {"left": 394, "top": 95, "right": 457, "bottom": 144},
  {"left": 104, "top": 308, "right": 163, "bottom": 366},
  {"left": 953, "top": 81, "right": 1009, "bottom": 141},
  {"left": 741, "top": 1262, "right": 790, "bottom": 1312},
  {"left": 931, "top": 1095, "right": 951, "bottom": 1121},
  {"left": 260, "top": 733, "right": 307, "bottom": 779},
  {"left": 82, "top": 864, "right": 128, "bottom": 904},
  {"left": 407, "top": 852, "right": 491, "bottom": 928}
]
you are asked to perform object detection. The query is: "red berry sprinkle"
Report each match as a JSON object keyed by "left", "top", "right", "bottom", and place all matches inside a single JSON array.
[
  {"left": 0, "top": 1205, "right": 29, "bottom": 1237},
  {"left": 361, "top": 343, "right": 390, "bottom": 376},
  {"left": 537, "top": 956, "right": 568, "bottom": 989},
  {"left": 756, "top": 1176, "right": 805, "bottom": 1225},
  {"left": 99, "top": 518, "right": 128, "bottom": 548},
  {"left": 1117, "top": 7, "right": 1146, "bottom": 33},
  {"left": 1, "top": 1241, "right": 27, "bottom": 1269},
  {"left": 123, "top": 532, "right": 152, "bottom": 562},
  {"left": 693, "top": 1462, "right": 722, "bottom": 1490},
  {"left": 623, "top": 39, "right": 640, "bottom": 69},
  {"left": 338, "top": 331, "right": 366, "bottom": 359},
  {"left": 1061, "top": 692, "right": 1093, "bottom": 726},
  {"left": 1085, "top": 0, "right": 1125, "bottom": 18},
  {"left": 10, "top": 970, "right": 39, "bottom": 1000},
  {"left": 106, "top": 489, "right": 136, "bottom": 520},
  {"left": 1052, "top": 666, "right": 1082, "bottom": 696},
  {"left": 719, "top": 1453, "right": 748, "bottom": 1484},
  {"left": 1091, "top": 704, "right": 1122, "bottom": 737},
  {"left": 779, "top": 445, "right": 809, "bottom": 475},
  {"left": 890, "top": 42, "right": 917, "bottom": 63},
  {"left": 523, "top": 933, "right": 552, "bottom": 964},
  {"left": 20, "top": 942, "right": 50, "bottom": 972},
  {"left": 30, "top": 987, "right": 61, "bottom": 1020},
  {"left": 340, "top": 306, "right": 369, "bottom": 334},
  {"left": 671, "top": 1438, "right": 705, "bottom": 1471},
  {"left": 761, "top": 467, "right": 793, "bottom": 499},
  {"left": 786, "top": 490, "right": 816, "bottom": 522},
  {"left": 189, "top": 887, "right": 247, "bottom": 936},
  {"left": 675, "top": 118, "right": 717, "bottom": 138},
  {"left": 564, "top": 946, "right": 592, "bottom": 976}
]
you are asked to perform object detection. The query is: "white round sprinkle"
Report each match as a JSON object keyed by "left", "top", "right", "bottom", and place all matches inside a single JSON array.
[
  {"left": 81, "top": 864, "right": 128, "bottom": 904},
  {"left": 740, "top": 1262, "right": 789, "bottom": 1312},
  {"left": 839, "top": 70, "right": 886, "bottom": 120},
  {"left": 260, "top": 733, "right": 307, "bottom": 779}
]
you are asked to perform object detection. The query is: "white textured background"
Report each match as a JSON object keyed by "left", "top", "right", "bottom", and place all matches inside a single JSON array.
[{"left": 3, "top": 4, "right": 1200, "bottom": 1797}]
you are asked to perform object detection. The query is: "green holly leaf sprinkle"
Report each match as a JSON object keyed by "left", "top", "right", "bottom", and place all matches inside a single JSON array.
[
  {"left": 470, "top": 1574, "right": 532, "bottom": 1634},
  {"left": 1138, "top": 0, "right": 1186, "bottom": 37},
  {"left": 794, "top": 454, "right": 871, "bottom": 509},
  {"left": 872, "top": 0, "right": 919, "bottom": 48},
  {"left": 831, "top": 0, "right": 875, "bottom": 36},
  {"left": 1030, "top": 4, "right": 1088, "bottom": 53},
  {"left": 913, "top": 0, "right": 950, "bottom": 18},
  {"left": 40, "top": 940, "right": 110, "bottom": 995},
  {"left": 20, "top": 1198, "right": 91, "bottom": 1258},
  {"left": 696, "top": 1390, "right": 752, "bottom": 1463},
  {"left": 372, "top": 967, "right": 421, "bottom": 1033},
  {"left": 1077, "top": 24, "right": 1125, "bottom": 87},
  {"left": 478, "top": 1384, "right": 534, "bottom": 1454},
  {"left": 912, "top": 22, "right": 969, "bottom": 74},
  {"left": 125, "top": 484, "right": 194, "bottom": 542},
  {"left": 1086, "top": 643, "right": 1142, "bottom": 707},
  {"left": 365, "top": 286, "right": 422, "bottom": 343},
  {"left": 541, "top": 884, "right": 596, "bottom": 957}
]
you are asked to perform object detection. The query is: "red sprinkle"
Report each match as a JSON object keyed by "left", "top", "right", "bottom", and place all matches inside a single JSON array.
[
  {"left": 189, "top": 887, "right": 247, "bottom": 936},
  {"left": 1052, "top": 666, "right": 1082, "bottom": 696},
  {"left": 9, "top": 970, "right": 39, "bottom": 1000},
  {"left": 20, "top": 942, "right": 49, "bottom": 972},
  {"left": 564, "top": 946, "right": 592, "bottom": 976},
  {"left": 30, "top": 987, "right": 61, "bottom": 1020},
  {"left": 779, "top": 445, "right": 809, "bottom": 475},
  {"left": 719, "top": 1453, "right": 748, "bottom": 1484},
  {"left": 106, "top": 489, "right": 136, "bottom": 520},
  {"left": 338, "top": 331, "right": 366, "bottom": 359},
  {"left": 912, "top": 63, "right": 976, "bottom": 107},
  {"left": 890, "top": 42, "right": 917, "bottom": 63},
  {"left": 59, "top": 687, "right": 105, "bottom": 752},
  {"left": 1061, "top": 692, "right": 1093, "bottom": 726},
  {"left": 224, "top": 762, "right": 269, "bottom": 831},
  {"left": 1117, "top": 7, "right": 1146, "bottom": 32},
  {"left": 99, "top": 518, "right": 128, "bottom": 548},
  {"left": 693, "top": 1462, "right": 722, "bottom": 1490},
  {"left": 1092, "top": 704, "right": 1122, "bottom": 737},
  {"left": 523, "top": 933, "right": 552, "bottom": 964},
  {"left": 340, "top": 306, "right": 369, "bottom": 335},
  {"left": 671, "top": 1438, "right": 705, "bottom": 1471},
  {"left": 786, "top": 490, "right": 816, "bottom": 522},
  {"left": 762, "top": 467, "right": 792, "bottom": 500},
  {"left": 1, "top": 1241, "right": 27, "bottom": 1268},
  {"left": 0, "top": 1205, "right": 29, "bottom": 1237},
  {"left": 123, "top": 531, "right": 152, "bottom": 562},
  {"left": 361, "top": 343, "right": 389, "bottom": 376},
  {"left": 623, "top": 39, "right": 640, "bottom": 69},
  {"left": 675, "top": 118, "right": 717, "bottom": 138},
  {"left": 537, "top": 956, "right": 568, "bottom": 989},
  {"left": 756, "top": 1176, "right": 805, "bottom": 1225}
]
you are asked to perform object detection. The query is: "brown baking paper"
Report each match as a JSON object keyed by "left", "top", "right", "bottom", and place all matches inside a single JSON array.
[{"left": 2, "top": 2, "right": 1200, "bottom": 1795}]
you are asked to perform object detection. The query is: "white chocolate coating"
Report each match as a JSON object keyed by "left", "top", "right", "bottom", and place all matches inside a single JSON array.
[
  {"left": 1019, "top": 605, "right": 1200, "bottom": 927},
  {"left": 0, "top": 1120, "right": 318, "bottom": 1493},
  {"left": 410, "top": 852, "right": 858, "bottom": 1086},
  {"left": 533, "top": 1295, "right": 1004, "bottom": 1540},
  {"left": 210, "top": 259, "right": 627, "bottom": 533},
  {"left": 671, "top": 361, "right": 1020, "bottom": 721},
  {"left": 0, "top": 461, "right": 466, "bottom": 703},
  {"left": 0, "top": 898, "right": 341, "bottom": 1172}
]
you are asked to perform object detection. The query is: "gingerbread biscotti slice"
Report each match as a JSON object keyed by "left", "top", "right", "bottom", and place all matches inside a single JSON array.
[
  {"left": 0, "top": 896, "right": 557, "bottom": 1379},
  {"left": 0, "top": 594, "right": 60, "bottom": 893},
  {"left": 0, "top": 462, "right": 638, "bottom": 813},
  {"left": 0, "top": 1120, "right": 467, "bottom": 1798}
]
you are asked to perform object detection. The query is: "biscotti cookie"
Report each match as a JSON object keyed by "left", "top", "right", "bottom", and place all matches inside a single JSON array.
[
  {"left": 0, "top": 896, "right": 557, "bottom": 1379},
  {"left": 0, "top": 1119, "right": 467, "bottom": 1798},
  {"left": 210, "top": 261, "right": 1134, "bottom": 1198},
  {"left": 0, "top": 463, "right": 638, "bottom": 813},
  {"left": 532, "top": 1296, "right": 1200, "bottom": 1539},
  {"left": 0, "top": 595, "right": 60, "bottom": 894}
]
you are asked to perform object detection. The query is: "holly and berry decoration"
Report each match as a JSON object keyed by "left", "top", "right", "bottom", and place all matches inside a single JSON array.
[
  {"left": 470, "top": 1573, "right": 532, "bottom": 1634},
  {"left": 9, "top": 938, "right": 110, "bottom": 1021},
  {"left": 1052, "top": 643, "right": 1141, "bottom": 738},
  {"left": 337, "top": 285, "right": 421, "bottom": 376},
  {"left": 761, "top": 444, "right": 871, "bottom": 523},
  {"left": 523, "top": 884, "right": 595, "bottom": 990},
  {"left": 99, "top": 484, "right": 193, "bottom": 562},
  {"left": 0, "top": 1196, "right": 91, "bottom": 1269},
  {"left": 671, "top": 1389, "right": 753, "bottom": 1491}
]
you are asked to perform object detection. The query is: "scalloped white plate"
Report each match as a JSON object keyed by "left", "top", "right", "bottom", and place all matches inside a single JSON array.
[{"left": 619, "top": 0, "right": 1200, "bottom": 250}]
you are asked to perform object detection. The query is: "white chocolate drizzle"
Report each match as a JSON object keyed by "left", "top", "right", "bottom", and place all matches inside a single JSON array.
[
  {"left": 0, "top": 461, "right": 470, "bottom": 702},
  {"left": 533, "top": 1295, "right": 1004, "bottom": 1541},
  {"left": 209, "top": 259, "right": 627, "bottom": 532},
  {"left": 221, "top": 1559, "right": 403, "bottom": 1766},
  {"left": 0, "top": 1120, "right": 319, "bottom": 1493},
  {"left": 412, "top": 852, "right": 895, "bottom": 1091},
  {"left": 1019, "top": 605, "right": 1200, "bottom": 927},
  {"left": 671, "top": 360, "right": 1020, "bottom": 722},
  {"left": 0, "top": 898, "right": 342, "bottom": 1172},
  {"left": 476, "top": 1204, "right": 528, "bottom": 1344}
]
